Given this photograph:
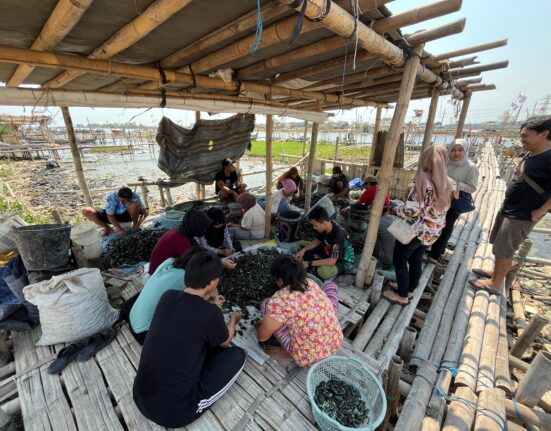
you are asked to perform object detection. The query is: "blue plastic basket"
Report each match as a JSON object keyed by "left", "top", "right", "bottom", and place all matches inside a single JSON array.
[
  {"left": 160, "top": 211, "right": 185, "bottom": 230},
  {"left": 306, "top": 356, "right": 386, "bottom": 431}
]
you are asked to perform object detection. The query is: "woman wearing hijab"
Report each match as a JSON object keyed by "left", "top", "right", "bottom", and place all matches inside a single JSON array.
[
  {"left": 148, "top": 209, "right": 212, "bottom": 274},
  {"left": 196, "top": 207, "right": 236, "bottom": 256},
  {"left": 428, "top": 139, "right": 479, "bottom": 262},
  {"left": 384, "top": 145, "right": 457, "bottom": 305},
  {"left": 228, "top": 193, "right": 266, "bottom": 240}
]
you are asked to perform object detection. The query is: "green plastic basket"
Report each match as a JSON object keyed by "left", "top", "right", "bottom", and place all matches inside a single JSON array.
[{"left": 307, "top": 356, "right": 386, "bottom": 431}]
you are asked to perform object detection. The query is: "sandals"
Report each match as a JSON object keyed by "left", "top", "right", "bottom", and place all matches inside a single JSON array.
[
  {"left": 48, "top": 340, "right": 87, "bottom": 374},
  {"left": 387, "top": 283, "right": 414, "bottom": 300},
  {"left": 77, "top": 328, "right": 117, "bottom": 362},
  {"left": 471, "top": 268, "right": 493, "bottom": 279},
  {"left": 467, "top": 279, "right": 502, "bottom": 296},
  {"left": 383, "top": 290, "right": 409, "bottom": 307}
]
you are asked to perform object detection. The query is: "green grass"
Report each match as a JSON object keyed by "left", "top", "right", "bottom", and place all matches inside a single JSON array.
[
  {"left": 0, "top": 197, "right": 51, "bottom": 224},
  {"left": 246, "top": 140, "right": 370, "bottom": 161},
  {"left": 89, "top": 145, "right": 130, "bottom": 154}
]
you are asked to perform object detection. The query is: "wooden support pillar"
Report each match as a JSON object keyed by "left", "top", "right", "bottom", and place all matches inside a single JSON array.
[
  {"left": 355, "top": 45, "right": 424, "bottom": 288},
  {"left": 304, "top": 101, "right": 323, "bottom": 212},
  {"left": 334, "top": 136, "right": 339, "bottom": 161},
  {"left": 378, "top": 355, "right": 402, "bottom": 431},
  {"left": 369, "top": 105, "right": 383, "bottom": 166},
  {"left": 164, "top": 187, "right": 174, "bottom": 206},
  {"left": 61, "top": 106, "right": 93, "bottom": 207},
  {"left": 195, "top": 111, "right": 200, "bottom": 122},
  {"left": 138, "top": 177, "right": 149, "bottom": 209},
  {"left": 398, "top": 326, "right": 417, "bottom": 362},
  {"left": 264, "top": 111, "right": 274, "bottom": 238},
  {"left": 159, "top": 186, "right": 167, "bottom": 207},
  {"left": 302, "top": 120, "right": 308, "bottom": 157},
  {"left": 421, "top": 88, "right": 440, "bottom": 152},
  {"left": 455, "top": 90, "right": 472, "bottom": 139},
  {"left": 516, "top": 351, "right": 551, "bottom": 408}
]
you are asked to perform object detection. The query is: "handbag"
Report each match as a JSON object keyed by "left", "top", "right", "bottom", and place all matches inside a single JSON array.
[
  {"left": 451, "top": 191, "right": 475, "bottom": 213},
  {"left": 387, "top": 216, "right": 418, "bottom": 245}
]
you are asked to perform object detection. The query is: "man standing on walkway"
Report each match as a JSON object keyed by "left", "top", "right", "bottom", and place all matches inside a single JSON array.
[{"left": 471, "top": 116, "right": 551, "bottom": 294}]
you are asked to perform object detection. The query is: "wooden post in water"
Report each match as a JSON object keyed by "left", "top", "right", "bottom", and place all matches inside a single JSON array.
[
  {"left": 421, "top": 88, "right": 440, "bottom": 152},
  {"left": 264, "top": 111, "right": 273, "bottom": 238},
  {"left": 61, "top": 106, "right": 93, "bottom": 207},
  {"left": 304, "top": 101, "right": 323, "bottom": 212},
  {"left": 455, "top": 90, "right": 472, "bottom": 139},
  {"left": 369, "top": 105, "right": 383, "bottom": 166},
  {"left": 355, "top": 45, "right": 424, "bottom": 288}
]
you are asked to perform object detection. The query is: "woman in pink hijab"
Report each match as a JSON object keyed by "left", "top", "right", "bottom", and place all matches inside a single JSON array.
[{"left": 384, "top": 144, "right": 457, "bottom": 306}]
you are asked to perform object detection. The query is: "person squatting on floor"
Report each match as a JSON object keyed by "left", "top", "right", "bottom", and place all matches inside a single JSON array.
[
  {"left": 133, "top": 252, "right": 245, "bottom": 428},
  {"left": 470, "top": 116, "right": 551, "bottom": 295},
  {"left": 383, "top": 145, "right": 457, "bottom": 306},
  {"left": 255, "top": 255, "right": 343, "bottom": 366}
]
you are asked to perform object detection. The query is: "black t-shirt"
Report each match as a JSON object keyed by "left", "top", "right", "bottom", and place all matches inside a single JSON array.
[
  {"left": 502, "top": 149, "right": 551, "bottom": 220},
  {"left": 215, "top": 170, "right": 239, "bottom": 193},
  {"left": 316, "top": 221, "right": 352, "bottom": 267},
  {"left": 329, "top": 174, "right": 350, "bottom": 195},
  {"left": 133, "top": 290, "right": 228, "bottom": 427}
]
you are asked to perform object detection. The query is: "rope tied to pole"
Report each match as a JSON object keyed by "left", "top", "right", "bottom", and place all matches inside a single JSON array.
[{"left": 250, "top": 0, "right": 263, "bottom": 53}]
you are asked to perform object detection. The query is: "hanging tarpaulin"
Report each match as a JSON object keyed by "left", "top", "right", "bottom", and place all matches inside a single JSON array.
[{"left": 156, "top": 115, "right": 255, "bottom": 183}]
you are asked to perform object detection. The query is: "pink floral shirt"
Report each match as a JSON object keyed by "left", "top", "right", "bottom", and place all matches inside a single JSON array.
[
  {"left": 393, "top": 179, "right": 449, "bottom": 246},
  {"left": 266, "top": 279, "right": 343, "bottom": 367}
]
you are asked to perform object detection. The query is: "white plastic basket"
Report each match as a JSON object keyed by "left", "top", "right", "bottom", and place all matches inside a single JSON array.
[
  {"left": 307, "top": 356, "right": 386, "bottom": 431},
  {"left": 0, "top": 215, "right": 27, "bottom": 253}
]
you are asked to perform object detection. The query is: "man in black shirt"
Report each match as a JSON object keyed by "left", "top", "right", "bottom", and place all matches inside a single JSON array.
[
  {"left": 328, "top": 166, "right": 350, "bottom": 198},
  {"left": 133, "top": 252, "right": 245, "bottom": 427},
  {"left": 215, "top": 158, "right": 247, "bottom": 201},
  {"left": 296, "top": 206, "right": 354, "bottom": 279},
  {"left": 471, "top": 116, "right": 551, "bottom": 295}
]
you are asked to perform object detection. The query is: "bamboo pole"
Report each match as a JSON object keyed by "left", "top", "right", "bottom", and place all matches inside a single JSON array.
[
  {"left": 442, "top": 386, "right": 478, "bottom": 431},
  {"left": 511, "top": 288, "right": 527, "bottom": 336},
  {"left": 516, "top": 351, "right": 551, "bottom": 408},
  {"left": 304, "top": 101, "right": 323, "bottom": 212},
  {"left": 364, "top": 305, "right": 402, "bottom": 357},
  {"left": 278, "top": 0, "right": 463, "bottom": 99},
  {"left": 302, "top": 121, "right": 308, "bottom": 158},
  {"left": 45, "top": 0, "right": 194, "bottom": 88},
  {"left": 474, "top": 388, "right": 506, "bottom": 431},
  {"left": 432, "top": 39, "right": 508, "bottom": 61},
  {"left": 398, "top": 326, "right": 417, "bottom": 362},
  {"left": 495, "top": 295, "right": 512, "bottom": 395},
  {"left": 476, "top": 295, "right": 500, "bottom": 393},
  {"left": 60, "top": 107, "right": 93, "bottom": 207},
  {"left": 7, "top": 0, "right": 94, "bottom": 87},
  {"left": 454, "top": 91, "right": 472, "bottom": 139},
  {"left": 405, "top": 18, "right": 466, "bottom": 45},
  {"left": 355, "top": 44, "right": 425, "bottom": 287},
  {"left": 510, "top": 314, "right": 549, "bottom": 358},
  {"left": 264, "top": 110, "right": 273, "bottom": 238},
  {"left": 421, "top": 88, "right": 440, "bottom": 152},
  {"left": 377, "top": 355, "right": 403, "bottom": 431},
  {"left": 456, "top": 77, "right": 484, "bottom": 86},
  {"left": 505, "top": 398, "right": 551, "bottom": 430},
  {"left": 352, "top": 300, "right": 391, "bottom": 351},
  {"left": 369, "top": 106, "right": 383, "bottom": 166},
  {"left": 447, "top": 56, "right": 480, "bottom": 68},
  {"left": 369, "top": 270, "right": 385, "bottom": 306},
  {"left": 449, "top": 61, "right": 510, "bottom": 79},
  {"left": 394, "top": 361, "right": 437, "bottom": 431},
  {"left": 423, "top": 370, "right": 453, "bottom": 430}
]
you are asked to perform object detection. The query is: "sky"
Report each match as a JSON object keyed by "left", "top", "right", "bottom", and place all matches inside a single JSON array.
[{"left": 0, "top": 0, "right": 549, "bottom": 128}]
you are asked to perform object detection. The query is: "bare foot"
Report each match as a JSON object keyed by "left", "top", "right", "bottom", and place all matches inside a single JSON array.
[
  {"left": 101, "top": 226, "right": 113, "bottom": 237},
  {"left": 264, "top": 346, "right": 293, "bottom": 362},
  {"left": 383, "top": 290, "right": 409, "bottom": 305}
]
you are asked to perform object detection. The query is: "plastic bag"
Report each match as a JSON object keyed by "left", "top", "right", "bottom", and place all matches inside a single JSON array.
[{"left": 23, "top": 268, "right": 118, "bottom": 345}]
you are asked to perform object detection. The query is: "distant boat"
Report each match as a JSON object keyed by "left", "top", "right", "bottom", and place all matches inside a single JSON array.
[{"left": 111, "top": 129, "right": 123, "bottom": 135}]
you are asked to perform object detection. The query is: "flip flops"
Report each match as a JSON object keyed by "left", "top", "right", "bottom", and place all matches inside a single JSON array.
[
  {"left": 77, "top": 328, "right": 117, "bottom": 362},
  {"left": 47, "top": 340, "right": 87, "bottom": 374},
  {"left": 387, "top": 283, "right": 414, "bottom": 300},
  {"left": 467, "top": 279, "right": 502, "bottom": 296},
  {"left": 382, "top": 291, "right": 409, "bottom": 307},
  {"left": 471, "top": 268, "right": 493, "bottom": 278}
]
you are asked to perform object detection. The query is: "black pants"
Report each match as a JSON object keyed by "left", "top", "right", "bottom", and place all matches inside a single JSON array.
[
  {"left": 119, "top": 292, "right": 147, "bottom": 345},
  {"left": 192, "top": 347, "right": 246, "bottom": 422},
  {"left": 392, "top": 238, "right": 427, "bottom": 298},
  {"left": 303, "top": 245, "right": 345, "bottom": 275},
  {"left": 428, "top": 209, "right": 461, "bottom": 261}
]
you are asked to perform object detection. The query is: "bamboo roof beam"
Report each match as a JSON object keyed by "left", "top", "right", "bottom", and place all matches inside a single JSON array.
[
  {"left": 455, "top": 77, "right": 483, "bottom": 86},
  {"left": 239, "top": 0, "right": 462, "bottom": 80},
  {"left": 0, "top": 87, "right": 330, "bottom": 123},
  {"left": 6, "top": 0, "right": 94, "bottom": 87},
  {"left": 277, "top": 0, "right": 464, "bottom": 99},
  {"left": 404, "top": 18, "right": 466, "bottom": 45},
  {"left": 447, "top": 56, "right": 480, "bottom": 69},
  {"left": 43, "top": 0, "right": 194, "bottom": 89},
  {"left": 303, "top": 66, "right": 394, "bottom": 91},
  {"left": 432, "top": 38, "right": 508, "bottom": 61},
  {"left": 449, "top": 60, "right": 509, "bottom": 78},
  {"left": 466, "top": 83, "right": 496, "bottom": 91},
  {"left": 0, "top": 45, "right": 379, "bottom": 108}
]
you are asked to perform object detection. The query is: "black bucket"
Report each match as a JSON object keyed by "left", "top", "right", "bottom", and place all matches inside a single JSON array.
[
  {"left": 348, "top": 204, "right": 370, "bottom": 232},
  {"left": 278, "top": 210, "right": 302, "bottom": 243},
  {"left": 13, "top": 223, "right": 72, "bottom": 270}
]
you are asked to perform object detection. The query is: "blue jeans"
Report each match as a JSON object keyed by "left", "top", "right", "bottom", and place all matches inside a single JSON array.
[{"left": 392, "top": 238, "right": 427, "bottom": 298}]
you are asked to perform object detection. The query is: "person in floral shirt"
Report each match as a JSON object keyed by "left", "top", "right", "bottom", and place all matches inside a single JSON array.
[
  {"left": 383, "top": 145, "right": 457, "bottom": 306},
  {"left": 256, "top": 255, "right": 343, "bottom": 367}
]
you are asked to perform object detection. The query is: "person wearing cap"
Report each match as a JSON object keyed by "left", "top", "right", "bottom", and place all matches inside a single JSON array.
[
  {"left": 270, "top": 179, "right": 297, "bottom": 217},
  {"left": 215, "top": 158, "right": 247, "bottom": 201},
  {"left": 328, "top": 166, "right": 350, "bottom": 198}
]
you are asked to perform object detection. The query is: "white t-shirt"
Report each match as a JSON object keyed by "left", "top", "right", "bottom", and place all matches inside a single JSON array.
[
  {"left": 241, "top": 203, "right": 266, "bottom": 239},
  {"left": 270, "top": 189, "right": 291, "bottom": 214}
]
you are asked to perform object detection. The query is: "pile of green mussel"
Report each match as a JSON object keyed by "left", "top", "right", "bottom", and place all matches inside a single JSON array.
[{"left": 314, "top": 378, "right": 369, "bottom": 428}]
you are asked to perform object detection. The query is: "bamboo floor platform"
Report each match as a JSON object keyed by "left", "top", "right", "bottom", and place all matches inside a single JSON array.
[{"left": 11, "top": 270, "right": 379, "bottom": 431}]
